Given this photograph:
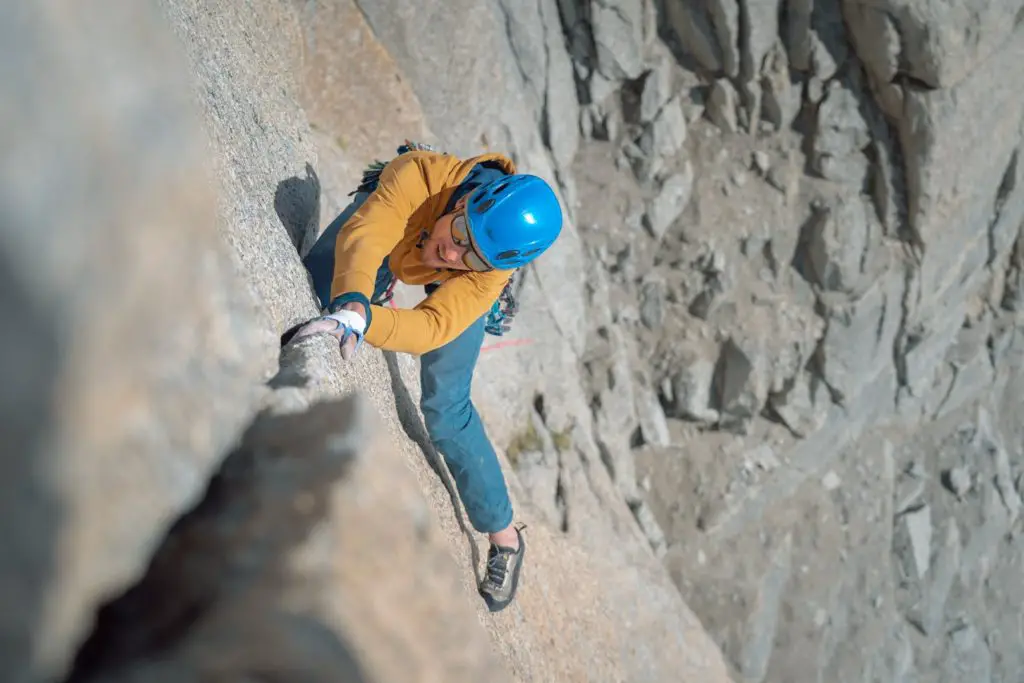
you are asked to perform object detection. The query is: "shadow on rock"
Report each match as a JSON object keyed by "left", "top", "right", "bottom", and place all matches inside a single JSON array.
[
  {"left": 275, "top": 162, "right": 322, "bottom": 253},
  {"left": 383, "top": 351, "right": 483, "bottom": 583},
  {"left": 0, "top": 230, "right": 64, "bottom": 683},
  {"left": 65, "top": 397, "right": 370, "bottom": 683}
]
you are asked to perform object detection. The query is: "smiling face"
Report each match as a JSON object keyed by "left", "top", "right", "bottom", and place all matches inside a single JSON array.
[{"left": 420, "top": 196, "right": 491, "bottom": 271}]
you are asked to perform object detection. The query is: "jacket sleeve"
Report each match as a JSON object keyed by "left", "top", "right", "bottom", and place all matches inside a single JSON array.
[
  {"left": 363, "top": 269, "right": 512, "bottom": 354},
  {"left": 330, "top": 155, "right": 427, "bottom": 303}
]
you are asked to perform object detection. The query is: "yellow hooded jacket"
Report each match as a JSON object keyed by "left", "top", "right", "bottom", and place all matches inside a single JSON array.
[{"left": 330, "top": 150, "right": 517, "bottom": 355}]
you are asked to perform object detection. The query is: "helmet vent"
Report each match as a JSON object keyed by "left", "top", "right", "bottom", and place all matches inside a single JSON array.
[
  {"left": 493, "top": 182, "right": 510, "bottom": 194},
  {"left": 477, "top": 198, "right": 495, "bottom": 212}
]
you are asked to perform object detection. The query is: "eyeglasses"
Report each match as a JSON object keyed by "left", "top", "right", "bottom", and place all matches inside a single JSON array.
[{"left": 450, "top": 211, "right": 493, "bottom": 272}]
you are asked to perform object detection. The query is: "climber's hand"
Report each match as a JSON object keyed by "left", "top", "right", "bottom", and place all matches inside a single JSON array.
[{"left": 292, "top": 305, "right": 366, "bottom": 360}]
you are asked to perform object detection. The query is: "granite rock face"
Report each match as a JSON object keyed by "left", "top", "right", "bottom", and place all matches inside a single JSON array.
[
  {"left": 1, "top": 1, "right": 735, "bottom": 682},
  {"left": 7, "top": 0, "right": 1024, "bottom": 681}
]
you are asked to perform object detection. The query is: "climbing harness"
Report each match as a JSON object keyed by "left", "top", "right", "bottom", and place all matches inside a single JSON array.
[{"left": 351, "top": 140, "right": 521, "bottom": 337}]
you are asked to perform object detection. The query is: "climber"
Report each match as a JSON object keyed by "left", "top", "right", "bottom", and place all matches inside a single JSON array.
[{"left": 291, "top": 143, "right": 563, "bottom": 612}]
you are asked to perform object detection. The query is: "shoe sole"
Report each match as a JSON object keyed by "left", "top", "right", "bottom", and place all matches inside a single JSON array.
[{"left": 481, "top": 530, "right": 525, "bottom": 613}]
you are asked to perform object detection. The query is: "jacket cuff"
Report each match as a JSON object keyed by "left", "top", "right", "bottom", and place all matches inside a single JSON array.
[{"left": 327, "top": 292, "right": 373, "bottom": 332}]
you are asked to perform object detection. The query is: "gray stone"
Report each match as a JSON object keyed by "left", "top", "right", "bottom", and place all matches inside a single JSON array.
[
  {"left": 708, "top": 0, "right": 741, "bottom": 78},
  {"left": 737, "top": 78, "right": 762, "bottom": 135},
  {"left": 640, "top": 277, "right": 666, "bottom": 329},
  {"left": 944, "top": 622, "right": 992, "bottom": 683},
  {"left": 799, "top": 195, "right": 882, "bottom": 293},
  {"left": 632, "top": 500, "right": 668, "bottom": 558},
  {"left": 497, "top": 0, "right": 547, "bottom": 118},
  {"left": 993, "top": 442, "right": 1021, "bottom": 523},
  {"left": 766, "top": 165, "right": 790, "bottom": 193},
  {"left": 841, "top": 3, "right": 900, "bottom": 93},
  {"left": 917, "top": 520, "right": 961, "bottom": 636},
  {"left": 742, "top": 0, "right": 783, "bottom": 79},
  {"left": 579, "top": 105, "right": 595, "bottom": 139},
  {"left": 812, "top": 0, "right": 849, "bottom": 74},
  {"left": 815, "top": 269, "right": 904, "bottom": 404},
  {"left": 643, "top": 162, "right": 694, "bottom": 240},
  {"left": 669, "top": 348, "right": 721, "bottom": 423},
  {"left": 714, "top": 336, "right": 770, "bottom": 432},
  {"left": 768, "top": 371, "right": 830, "bottom": 437},
  {"left": 760, "top": 39, "right": 801, "bottom": 131},
  {"left": 541, "top": 0, "right": 583, "bottom": 170},
  {"left": 591, "top": 0, "right": 646, "bottom": 83},
  {"left": 944, "top": 466, "right": 972, "bottom": 498},
  {"left": 812, "top": 78, "right": 872, "bottom": 184},
  {"left": 638, "top": 97, "right": 688, "bottom": 175},
  {"left": 784, "top": 0, "right": 814, "bottom": 70},
  {"left": 895, "top": 476, "right": 926, "bottom": 515},
  {"left": 639, "top": 52, "right": 674, "bottom": 124},
  {"left": 635, "top": 382, "right": 671, "bottom": 448},
  {"left": 689, "top": 273, "right": 728, "bottom": 320},
  {"left": 752, "top": 151, "right": 771, "bottom": 175},
  {"left": 660, "top": 376, "right": 675, "bottom": 405},
  {"left": 844, "top": 0, "right": 1023, "bottom": 89},
  {"left": 707, "top": 79, "right": 739, "bottom": 134},
  {"left": 821, "top": 470, "right": 842, "bottom": 491},
  {"left": 662, "top": 0, "right": 724, "bottom": 73},
  {"left": 896, "top": 504, "right": 932, "bottom": 580}
]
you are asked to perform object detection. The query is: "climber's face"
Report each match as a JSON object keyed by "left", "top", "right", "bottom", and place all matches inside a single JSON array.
[{"left": 422, "top": 197, "right": 491, "bottom": 271}]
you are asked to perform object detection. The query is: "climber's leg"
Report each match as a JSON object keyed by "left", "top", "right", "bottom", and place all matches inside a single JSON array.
[{"left": 419, "top": 311, "right": 513, "bottom": 534}]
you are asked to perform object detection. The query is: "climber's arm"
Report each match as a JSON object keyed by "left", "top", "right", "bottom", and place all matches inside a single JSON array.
[
  {"left": 363, "top": 269, "right": 512, "bottom": 354},
  {"left": 329, "top": 154, "right": 428, "bottom": 308}
]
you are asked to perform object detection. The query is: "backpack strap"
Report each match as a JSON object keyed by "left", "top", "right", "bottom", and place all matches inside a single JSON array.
[{"left": 349, "top": 140, "right": 439, "bottom": 196}]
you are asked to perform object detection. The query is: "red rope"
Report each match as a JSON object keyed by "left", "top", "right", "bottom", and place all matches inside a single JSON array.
[{"left": 481, "top": 338, "right": 534, "bottom": 353}]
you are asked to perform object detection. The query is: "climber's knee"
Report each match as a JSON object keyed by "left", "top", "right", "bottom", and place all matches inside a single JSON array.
[{"left": 422, "top": 393, "right": 473, "bottom": 445}]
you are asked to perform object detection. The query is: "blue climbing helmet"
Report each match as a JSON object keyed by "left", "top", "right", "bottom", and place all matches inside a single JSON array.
[{"left": 459, "top": 174, "right": 563, "bottom": 270}]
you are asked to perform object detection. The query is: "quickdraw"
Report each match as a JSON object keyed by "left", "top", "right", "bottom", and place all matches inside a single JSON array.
[
  {"left": 484, "top": 272, "right": 519, "bottom": 336},
  {"left": 353, "top": 140, "right": 520, "bottom": 338}
]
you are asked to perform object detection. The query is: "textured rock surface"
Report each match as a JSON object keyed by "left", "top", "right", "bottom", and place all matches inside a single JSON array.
[
  {"left": 558, "top": 2, "right": 1024, "bottom": 682},
  {"left": 67, "top": 390, "right": 508, "bottom": 683},
  {"left": 1, "top": 1, "right": 735, "bottom": 682},
  {"left": 7, "top": 0, "right": 1024, "bottom": 681},
  {"left": 0, "top": 3, "right": 266, "bottom": 678}
]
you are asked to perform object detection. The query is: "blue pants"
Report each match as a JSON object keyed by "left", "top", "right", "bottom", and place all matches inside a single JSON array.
[{"left": 302, "top": 194, "right": 514, "bottom": 534}]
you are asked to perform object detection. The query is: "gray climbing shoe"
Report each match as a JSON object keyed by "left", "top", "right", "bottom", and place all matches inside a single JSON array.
[{"left": 479, "top": 526, "right": 525, "bottom": 612}]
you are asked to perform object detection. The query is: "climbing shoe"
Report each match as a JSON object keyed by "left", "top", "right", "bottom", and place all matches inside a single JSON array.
[{"left": 479, "top": 526, "right": 526, "bottom": 613}]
